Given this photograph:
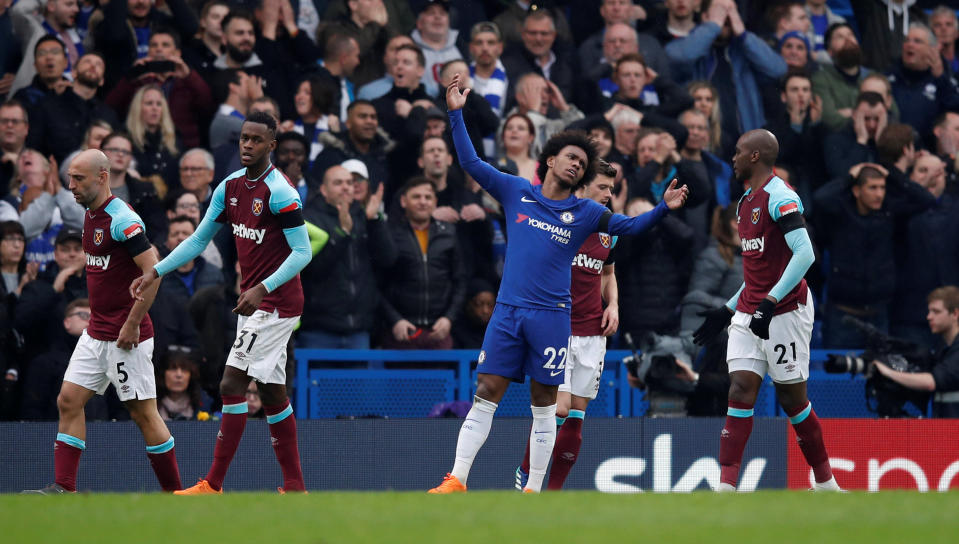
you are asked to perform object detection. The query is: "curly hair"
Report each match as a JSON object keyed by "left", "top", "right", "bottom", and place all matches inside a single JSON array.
[{"left": 536, "top": 130, "right": 598, "bottom": 189}]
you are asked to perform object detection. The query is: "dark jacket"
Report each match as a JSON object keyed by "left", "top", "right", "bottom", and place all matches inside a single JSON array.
[
  {"left": 88, "top": 0, "right": 198, "bottom": 91},
  {"left": 156, "top": 247, "right": 224, "bottom": 300},
  {"left": 615, "top": 214, "right": 695, "bottom": 335},
  {"left": 132, "top": 131, "right": 180, "bottom": 193},
  {"left": 14, "top": 264, "right": 87, "bottom": 364},
  {"left": 502, "top": 44, "right": 580, "bottom": 110},
  {"left": 309, "top": 129, "right": 395, "bottom": 197},
  {"left": 380, "top": 218, "right": 466, "bottom": 328},
  {"left": 822, "top": 124, "right": 879, "bottom": 180},
  {"left": 932, "top": 336, "right": 959, "bottom": 418},
  {"left": 301, "top": 197, "right": 396, "bottom": 334},
  {"left": 812, "top": 171, "right": 935, "bottom": 306},
  {"left": 764, "top": 112, "right": 829, "bottom": 196},
  {"left": 893, "top": 194, "right": 959, "bottom": 326},
  {"left": 28, "top": 88, "right": 119, "bottom": 162},
  {"left": 106, "top": 70, "right": 214, "bottom": 150},
  {"left": 371, "top": 84, "right": 433, "bottom": 140},
  {"left": 123, "top": 175, "right": 167, "bottom": 240},
  {"left": 887, "top": 62, "right": 959, "bottom": 143}
]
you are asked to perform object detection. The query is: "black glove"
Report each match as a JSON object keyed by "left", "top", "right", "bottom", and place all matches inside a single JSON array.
[
  {"left": 748, "top": 298, "right": 777, "bottom": 340},
  {"left": 693, "top": 306, "right": 733, "bottom": 345}
]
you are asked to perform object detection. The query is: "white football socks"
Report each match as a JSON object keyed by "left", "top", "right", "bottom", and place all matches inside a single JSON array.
[
  {"left": 450, "top": 396, "right": 498, "bottom": 485},
  {"left": 525, "top": 404, "right": 557, "bottom": 492}
]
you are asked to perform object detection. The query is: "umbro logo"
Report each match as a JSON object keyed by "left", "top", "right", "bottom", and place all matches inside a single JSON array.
[
  {"left": 521, "top": 196, "right": 536, "bottom": 203},
  {"left": 230, "top": 197, "right": 238, "bottom": 207},
  {"left": 271, "top": 436, "right": 279, "bottom": 446},
  {"left": 217, "top": 430, "right": 224, "bottom": 441}
]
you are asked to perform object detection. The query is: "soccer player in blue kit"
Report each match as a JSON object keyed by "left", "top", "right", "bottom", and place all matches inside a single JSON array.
[{"left": 429, "top": 75, "right": 689, "bottom": 493}]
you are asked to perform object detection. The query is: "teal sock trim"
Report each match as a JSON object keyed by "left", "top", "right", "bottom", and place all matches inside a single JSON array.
[
  {"left": 727, "top": 407, "right": 754, "bottom": 418},
  {"left": 567, "top": 409, "right": 585, "bottom": 420},
  {"left": 145, "top": 437, "right": 175, "bottom": 454},
  {"left": 222, "top": 401, "right": 249, "bottom": 414},
  {"left": 555, "top": 416, "right": 566, "bottom": 427},
  {"left": 789, "top": 403, "right": 813, "bottom": 425},
  {"left": 266, "top": 404, "right": 293, "bottom": 424},
  {"left": 56, "top": 433, "right": 86, "bottom": 450}
]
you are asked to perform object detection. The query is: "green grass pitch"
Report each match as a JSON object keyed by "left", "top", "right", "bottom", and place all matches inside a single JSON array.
[{"left": 3, "top": 491, "right": 958, "bottom": 543}]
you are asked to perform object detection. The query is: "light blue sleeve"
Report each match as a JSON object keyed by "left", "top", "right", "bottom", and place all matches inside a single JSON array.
[
  {"left": 266, "top": 170, "right": 302, "bottom": 214},
  {"left": 768, "top": 228, "right": 815, "bottom": 302},
  {"left": 767, "top": 178, "right": 804, "bottom": 221},
  {"left": 105, "top": 199, "right": 146, "bottom": 242},
  {"left": 725, "top": 283, "right": 745, "bottom": 311},
  {"left": 154, "top": 183, "right": 226, "bottom": 277},
  {"left": 261, "top": 224, "right": 311, "bottom": 293}
]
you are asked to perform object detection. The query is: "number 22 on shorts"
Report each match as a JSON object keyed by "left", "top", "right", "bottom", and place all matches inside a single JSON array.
[{"left": 543, "top": 346, "right": 568, "bottom": 377}]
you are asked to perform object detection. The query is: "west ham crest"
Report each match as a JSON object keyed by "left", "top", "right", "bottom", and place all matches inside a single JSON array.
[
  {"left": 93, "top": 228, "right": 104, "bottom": 246},
  {"left": 560, "top": 211, "right": 574, "bottom": 224},
  {"left": 750, "top": 207, "right": 761, "bottom": 224},
  {"left": 252, "top": 198, "right": 264, "bottom": 216},
  {"left": 599, "top": 233, "right": 611, "bottom": 248}
]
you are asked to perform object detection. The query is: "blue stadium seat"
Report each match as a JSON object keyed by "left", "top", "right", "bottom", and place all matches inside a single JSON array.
[{"left": 308, "top": 369, "right": 456, "bottom": 418}]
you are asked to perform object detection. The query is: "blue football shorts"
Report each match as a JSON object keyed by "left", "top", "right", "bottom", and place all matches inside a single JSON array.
[{"left": 477, "top": 303, "right": 571, "bottom": 385}]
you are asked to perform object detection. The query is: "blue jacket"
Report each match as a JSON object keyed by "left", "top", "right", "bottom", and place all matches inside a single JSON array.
[
  {"left": 887, "top": 62, "right": 959, "bottom": 141},
  {"left": 665, "top": 22, "right": 786, "bottom": 132}
]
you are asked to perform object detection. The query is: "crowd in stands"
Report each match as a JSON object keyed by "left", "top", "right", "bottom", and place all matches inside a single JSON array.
[{"left": 2, "top": 0, "right": 959, "bottom": 421}]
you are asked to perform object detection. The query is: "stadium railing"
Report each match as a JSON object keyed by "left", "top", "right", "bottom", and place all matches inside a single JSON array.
[{"left": 293, "top": 349, "right": 886, "bottom": 419}]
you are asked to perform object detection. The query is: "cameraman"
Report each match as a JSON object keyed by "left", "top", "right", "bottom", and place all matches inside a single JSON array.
[{"left": 873, "top": 286, "right": 959, "bottom": 417}]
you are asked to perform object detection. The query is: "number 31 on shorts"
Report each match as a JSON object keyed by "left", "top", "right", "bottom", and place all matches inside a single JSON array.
[{"left": 543, "top": 346, "right": 567, "bottom": 376}]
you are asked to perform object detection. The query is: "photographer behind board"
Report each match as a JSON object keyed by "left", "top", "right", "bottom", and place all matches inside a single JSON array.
[{"left": 873, "top": 286, "right": 959, "bottom": 417}]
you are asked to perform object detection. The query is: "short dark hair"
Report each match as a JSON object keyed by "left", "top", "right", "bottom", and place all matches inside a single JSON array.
[
  {"left": 324, "top": 32, "right": 358, "bottom": 61},
  {"left": 929, "top": 286, "right": 959, "bottom": 314},
  {"left": 244, "top": 111, "right": 277, "bottom": 136},
  {"left": 419, "top": 135, "right": 449, "bottom": 157},
  {"left": 65, "top": 298, "right": 90, "bottom": 317},
  {"left": 150, "top": 26, "right": 181, "bottom": 50},
  {"left": 200, "top": 0, "right": 230, "bottom": 19},
  {"left": 537, "top": 130, "right": 599, "bottom": 189},
  {"left": 855, "top": 91, "right": 885, "bottom": 109},
  {"left": 780, "top": 69, "right": 811, "bottom": 92},
  {"left": 877, "top": 123, "right": 915, "bottom": 165},
  {"left": 1, "top": 99, "right": 29, "bottom": 124},
  {"left": 101, "top": 131, "right": 133, "bottom": 150},
  {"left": 594, "top": 159, "right": 617, "bottom": 179},
  {"left": 34, "top": 34, "right": 66, "bottom": 57},
  {"left": 395, "top": 43, "right": 426, "bottom": 68},
  {"left": 854, "top": 165, "right": 886, "bottom": 187},
  {"left": 614, "top": 52, "right": 647, "bottom": 76},
  {"left": 347, "top": 99, "right": 376, "bottom": 115},
  {"left": 222, "top": 9, "right": 255, "bottom": 33},
  {"left": 0, "top": 220, "right": 24, "bottom": 239},
  {"left": 168, "top": 214, "right": 198, "bottom": 230},
  {"left": 399, "top": 176, "right": 436, "bottom": 197},
  {"left": 277, "top": 131, "right": 309, "bottom": 151},
  {"left": 440, "top": 58, "right": 468, "bottom": 79},
  {"left": 824, "top": 22, "right": 854, "bottom": 50}
]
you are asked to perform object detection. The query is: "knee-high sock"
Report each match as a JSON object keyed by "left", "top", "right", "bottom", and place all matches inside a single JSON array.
[
  {"left": 265, "top": 400, "right": 305, "bottom": 491},
  {"left": 719, "top": 400, "right": 754, "bottom": 488},
  {"left": 451, "top": 396, "right": 498, "bottom": 485},
  {"left": 206, "top": 395, "right": 247, "bottom": 491},
  {"left": 521, "top": 415, "right": 565, "bottom": 474},
  {"left": 525, "top": 404, "right": 557, "bottom": 492},
  {"left": 547, "top": 410, "right": 583, "bottom": 490},
  {"left": 785, "top": 401, "right": 833, "bottom": 483},
  {"left": 54, "top": 433, "right": 85, "bottom": 492},
  {"left": 146, "top": 437, "right": 182, "bottom": 491}
]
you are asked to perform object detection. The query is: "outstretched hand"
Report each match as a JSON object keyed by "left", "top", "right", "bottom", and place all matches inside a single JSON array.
[
  {"left": 446, "top": 74, "right": 470, "bottom": 111},
  {"left": 662, "top": 179, "right": 689, "bottom": 210}
]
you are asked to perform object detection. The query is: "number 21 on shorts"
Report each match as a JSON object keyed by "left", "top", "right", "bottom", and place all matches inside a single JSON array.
[{"left": 543, "top": 346, "right": 567, "bottom": 377}]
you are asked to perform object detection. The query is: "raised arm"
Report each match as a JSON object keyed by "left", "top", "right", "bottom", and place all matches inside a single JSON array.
[{"left": 447, "top": 74, "right": 516, "bottom": 201}]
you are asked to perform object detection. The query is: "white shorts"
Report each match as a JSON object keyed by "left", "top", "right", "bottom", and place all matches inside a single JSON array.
[
  {"left": 63, "top": 330, "right": 156, "bottom": 401},
  {"left": 727, "top": 294, "right": 814, "bottom": 384},
  {"left": 226, "top": 309, "right": 298, "bottom": 385},
  {"left": 558, "top": 335, "right": 605, "bottom": 399}
]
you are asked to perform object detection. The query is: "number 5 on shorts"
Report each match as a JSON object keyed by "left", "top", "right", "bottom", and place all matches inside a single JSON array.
[{"left": 116, "top": 362, "right": 128, "bottom": 383}]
